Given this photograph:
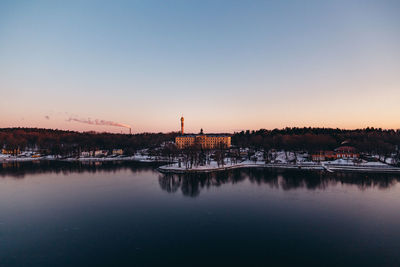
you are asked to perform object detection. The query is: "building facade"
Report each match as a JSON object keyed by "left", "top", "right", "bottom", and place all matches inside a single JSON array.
[
  {"left": 2, "top": 148, "right": 20, "bottom": 155},
  {"left": 334, "top": 146, "right": 359, "bottom": 159},
  {"left": 175, "top": 117, "right": 231, "bottom": 149},
  {"left": 112, "top": 149, "right": 124, "bottom": 155},
  {"left": 175, "top": 134, "right": 231, "bottom": 149},
  {"left": 311, "top": 146, "right": 359, "bottom": 161}
]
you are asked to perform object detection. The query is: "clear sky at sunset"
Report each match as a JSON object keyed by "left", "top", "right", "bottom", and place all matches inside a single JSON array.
[{"left": 0, "top": 0, "right": 399, "bottom": 133}]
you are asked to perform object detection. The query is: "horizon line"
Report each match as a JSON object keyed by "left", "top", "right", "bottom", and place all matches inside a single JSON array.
[{"left": 1, "top": 126, "right": 399, "bottom": 135}]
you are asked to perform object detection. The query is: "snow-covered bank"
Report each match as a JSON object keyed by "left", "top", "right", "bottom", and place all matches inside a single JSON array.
[
  {"left": 158, "top": 160, "right": 400, "bottom": 174},
  {"left": 158, "top": 160, "right": 324, "bottom": 173},
  {"left": 322, "top": 159, "right": 400, "bottom": 173},
  {"left": 2, "top": 153, "right": 400, "bottom": 174},
  {"left": 0, "top": 154, "right": 174, "bottom": 163},
  {"left": 71, "top": 154, "right": 173, "bottom": 163}
]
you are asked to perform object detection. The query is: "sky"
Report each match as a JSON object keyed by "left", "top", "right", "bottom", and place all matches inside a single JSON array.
[{"left": 0, "top": 0, "right": 399, "bottom": 133}]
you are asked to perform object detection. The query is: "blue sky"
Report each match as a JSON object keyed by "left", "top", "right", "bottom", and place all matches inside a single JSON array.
[{"left": 0, "top": 0, "right": 399, "bottom": 133}]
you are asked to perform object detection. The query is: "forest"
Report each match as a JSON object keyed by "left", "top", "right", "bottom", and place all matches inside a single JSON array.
[
  {"left": 1, "top": 127, "right": 399, "bottom": 158},
  {"left": 0, "top": 128, "right": 177, "bottom": 155},
  {"left": 232, "top": 127, "right": 400, "bottom": 155}
]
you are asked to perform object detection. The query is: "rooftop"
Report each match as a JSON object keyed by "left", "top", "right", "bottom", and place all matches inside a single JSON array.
[{"left": 177, "top": 133, "right": 231, "bottom": 137}]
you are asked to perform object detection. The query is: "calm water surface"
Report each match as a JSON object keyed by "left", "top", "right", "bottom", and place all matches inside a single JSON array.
[{"left": 1, "top": 161, "right": 400, "bottom": 266}]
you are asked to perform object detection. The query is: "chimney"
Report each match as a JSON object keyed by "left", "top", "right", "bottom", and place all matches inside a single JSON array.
[
  {"left": 180, "top": 117, "right": 184, "bottom": 135},
  {"left": 129, "top": 128, "right": 132, "bottom": 135}
]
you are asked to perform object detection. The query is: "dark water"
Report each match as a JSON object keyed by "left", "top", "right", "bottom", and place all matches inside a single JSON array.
[{"left": 1, "top": 161, "right": 400, "bottom": 267}]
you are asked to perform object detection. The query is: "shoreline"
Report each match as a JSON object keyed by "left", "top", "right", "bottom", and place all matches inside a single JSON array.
[
  {"left": 0, "top": 156, "right": 173, "bottom": 164},
  {"left": 158, "top": 162, "right": 400, "bottom": 174},
  {"left": 2, "top": 157, "right": 400, "bottom": 174}
]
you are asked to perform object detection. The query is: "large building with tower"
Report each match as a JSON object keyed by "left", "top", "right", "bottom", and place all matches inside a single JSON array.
[{"left": 175, "top": 117, "right": 231, "bottom": 149}]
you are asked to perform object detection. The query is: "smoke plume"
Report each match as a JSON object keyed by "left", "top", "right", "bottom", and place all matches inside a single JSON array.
[{"left": 67, "top": 117, "right": 131, "bottom": 129}]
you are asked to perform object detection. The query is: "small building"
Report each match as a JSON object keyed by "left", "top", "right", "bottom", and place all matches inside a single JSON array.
[
  {"left": 312, "top": 151, "right": 336, "bottom": 161},
  {"left": 80, "top": 151, "right": 91, "bottom": 157},
  {"left": 94, "top": 150, "right": 108, "bottom": 157},
  {"left": 112, "top": 149, "right": 124, "bottom": 155},
  {"left": 335, "top": 146, "right": 359, "bottom": 159},
  {"left": 312, "top": 153, "right": 325, "bottom": 162},
  {"left": 312, "top": 147, "right": 359, "bottom": 161},
  {"left": 239, "top": 148, "right": 249, "bottom": 157},
  {"left": 2, "top": 148, "right": 21, "bottom": 155}
]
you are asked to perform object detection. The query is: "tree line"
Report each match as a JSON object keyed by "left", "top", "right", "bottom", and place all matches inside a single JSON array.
[
  {"left": 1, "top": 127, "right": 400, "bottom": 158},
  {"left": 0, "top": 128, "right": 177, "bottom": 156},
  {"left": 232, "top": 127, "right": 400, "bottom": 156}
]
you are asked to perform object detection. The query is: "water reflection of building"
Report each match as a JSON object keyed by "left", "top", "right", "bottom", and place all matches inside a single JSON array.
[{"left": 175, "top": 117, "right": 231, "bottom": 149}]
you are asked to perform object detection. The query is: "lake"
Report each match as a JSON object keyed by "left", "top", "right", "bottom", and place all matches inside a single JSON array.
[{"left": 1, "top": 161, "right": 400, "bottom": 266}]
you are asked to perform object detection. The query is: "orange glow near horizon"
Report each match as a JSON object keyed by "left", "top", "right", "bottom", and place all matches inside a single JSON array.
[
  {"left": 1, "top": 1, "right": 399, "bottom": 133},
  {"left": 1, "top": 112, "right": 399, "bottom": 134}
]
